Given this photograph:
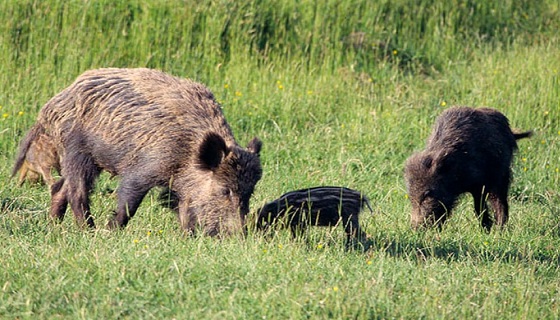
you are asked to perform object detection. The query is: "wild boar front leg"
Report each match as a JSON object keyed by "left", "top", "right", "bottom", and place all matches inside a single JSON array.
[
  {"left": 472, "top": 188, "right": 492, "bottom": 232},
  {"left": 107, "top": 176, "right": 151, "bottom": 230},
  {"left": 177, "top": 198, "right": 197, "bottom": 235}
]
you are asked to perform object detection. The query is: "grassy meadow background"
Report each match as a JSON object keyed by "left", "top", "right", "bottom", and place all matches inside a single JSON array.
[{"left": 1, "top": 0, "right": 559, "bottom": 318}]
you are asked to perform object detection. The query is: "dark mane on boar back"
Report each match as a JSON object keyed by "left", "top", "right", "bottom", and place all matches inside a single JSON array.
[
  {"left": 19, "top": 68, "right": 262, "bottom": 236},
  {"left": 404, "top": 106, "right": 532, "bottom": 231}
]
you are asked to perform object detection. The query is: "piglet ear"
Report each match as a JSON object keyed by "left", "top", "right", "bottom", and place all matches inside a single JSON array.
[
  {"left": 246, "top": 137, "right": 262, "bottom": 155},
  {"left": 198, "top": 132, "right": 228, "bottom": 171}
]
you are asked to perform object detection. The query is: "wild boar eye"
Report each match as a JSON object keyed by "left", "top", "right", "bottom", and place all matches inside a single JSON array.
[
  {"left": 221, "top": 188, "right": 232, "bottom": 197},
  {"left": 420, "top": 190, "right": 433, "bottom": 202}
]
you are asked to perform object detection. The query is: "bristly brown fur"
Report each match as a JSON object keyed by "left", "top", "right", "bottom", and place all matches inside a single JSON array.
[
  {"left": 18, "top": 68, "right": 263, "bottom": 235},
  {"left": 404, "top": 106, "right": 531, "bottom": 231}
]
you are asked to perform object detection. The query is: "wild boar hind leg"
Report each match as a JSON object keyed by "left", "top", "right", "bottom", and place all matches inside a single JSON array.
[
  {"left": 489, "top": 190, "right": 509, "bottom": 228},
  {"left": 65, "top": 173, "right": 100, "bottom": 229},
  {"left": 50, "top": 178, "right": 69, "bottom": 222},
  {"left": 58, "top": 130, "right": 103, "bottom": 228},
  {"left": 344, "top": 214, "right": 365, "bottom": 241}
]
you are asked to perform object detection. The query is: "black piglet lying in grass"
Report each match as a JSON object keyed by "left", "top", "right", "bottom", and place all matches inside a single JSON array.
[{"left": 255, "top": 186, "right": 374, "bottom": 249}]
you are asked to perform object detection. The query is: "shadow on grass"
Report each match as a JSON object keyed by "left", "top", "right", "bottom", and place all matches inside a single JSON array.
[
  {"left": 5, "top": 195, "right": 559, "bottom": 266},
  {"left": 368, "top": 235, "right": 560, "bottom": 265}
]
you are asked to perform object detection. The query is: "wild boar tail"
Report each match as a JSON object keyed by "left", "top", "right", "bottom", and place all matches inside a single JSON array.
[
  {"left": 513, "top": 130, "right": 533, "bottom": 140},
  {"left": 362, "top": 195, "right": 374, "bottom": 214},
  {"left": 11, "top": 123, "right": 45, "bottom": 178}
]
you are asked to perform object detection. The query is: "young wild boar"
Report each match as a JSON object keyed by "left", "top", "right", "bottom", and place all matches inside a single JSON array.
[
  {"left": 404, "top": 106, "right": 532, "bottom": 231},
  {"left": 12, "top": 126, "right": 60, "bottom": 187},
  {"left": 256, "top": 186, "right": 373, "bottom": 246},
  {"left": 15, "top": 68, "right": 263, "bottom": 236}
]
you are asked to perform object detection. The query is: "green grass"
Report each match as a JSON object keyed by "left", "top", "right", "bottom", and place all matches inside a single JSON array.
[{"left": 1, "top": 0, "right": 559, "bottom": 318}]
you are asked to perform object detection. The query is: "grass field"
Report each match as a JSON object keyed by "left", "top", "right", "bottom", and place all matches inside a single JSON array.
[{"left": 1, "top": 0, "right": 559, "bottom": 318}]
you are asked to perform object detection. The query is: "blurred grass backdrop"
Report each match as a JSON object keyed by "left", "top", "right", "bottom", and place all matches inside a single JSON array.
[{"left": 1, "top": 0, "right": 559, "bottom": 318}]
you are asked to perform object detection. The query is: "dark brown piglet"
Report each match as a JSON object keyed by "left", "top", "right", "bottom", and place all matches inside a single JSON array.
[
  {"left": 256, "top": 186, "right": 373, "bottom": 247},
  {"left": 16, "top": 68, "right": 263, "bottom": 236},
  {"left": 404, "top": 106, "right": 532, "bottom": 231}
]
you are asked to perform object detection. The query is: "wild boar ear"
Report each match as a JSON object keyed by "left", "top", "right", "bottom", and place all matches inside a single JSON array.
[
  {"left": 247, "top": 137, "right": 262, "bottom": 155},
  {"left": 421, "top": 155, "right": 433, "bottom": 169},
  {"left": 433, "top": 151, "right": 452, "bottom": 173},
  {"left": 198, "top": 132, "right": 228, "bottom": 171}
]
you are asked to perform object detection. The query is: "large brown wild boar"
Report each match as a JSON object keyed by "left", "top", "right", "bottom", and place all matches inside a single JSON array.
[
  {"left": 16, "top": 68, "right": 263, "bottom": 236},
  {"left": 12, "top": 126, "right": 60, "bottom": 187},
  {"left": 404, "top": 106, "right": 531, "bottom": 231}
]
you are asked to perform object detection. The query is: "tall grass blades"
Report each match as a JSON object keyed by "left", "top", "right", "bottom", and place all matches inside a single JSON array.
[{"left": 0, "top": 0, "right": 559, "bottom": 318}]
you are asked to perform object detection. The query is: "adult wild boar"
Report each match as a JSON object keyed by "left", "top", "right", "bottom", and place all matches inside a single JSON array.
[
  {"left": 12, "top": 127, "right": 60, "bottom": 187},
  {"left": 404, "top": 106, "right": 531, "bottom": 231},
  {"left": 16, "top": 68, "right": 262, "bottom": 236}
]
